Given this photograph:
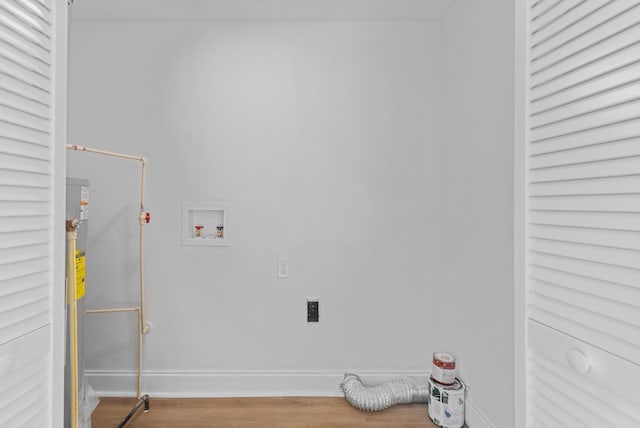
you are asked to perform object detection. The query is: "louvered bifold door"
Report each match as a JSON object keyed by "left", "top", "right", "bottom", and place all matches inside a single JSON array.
[
  {"left": 0, "top": 0, "right": 55, "bottom": 426},
  {"left": 526, "top": 1, "right": 640, "bottom": 427}
]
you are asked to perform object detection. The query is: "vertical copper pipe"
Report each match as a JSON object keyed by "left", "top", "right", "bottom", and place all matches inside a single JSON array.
[
  {"left": 139, "top": 159, "right": 148, "bottom": 334},
  {"left": 136, "top": 307, "right": 143, "bottom": 398}
]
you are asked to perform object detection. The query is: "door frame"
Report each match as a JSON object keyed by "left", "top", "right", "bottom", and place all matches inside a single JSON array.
[
  {"left": 51, "top": 0, "right": 69, "bottom": 426},
  {"left": 514, "top": 1, "right": 529, "bottom": 427}
]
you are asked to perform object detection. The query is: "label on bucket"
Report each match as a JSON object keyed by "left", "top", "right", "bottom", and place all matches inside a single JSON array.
[{"left": 428, "top": 378, "right": 465, "bottom": 428}]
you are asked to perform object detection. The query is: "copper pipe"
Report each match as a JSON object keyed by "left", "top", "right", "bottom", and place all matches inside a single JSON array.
[
  {"left": 86, "top": 307, "right": 139, "bottom": 314},
  {"left": 66, "top": 144, "right": 149, "bottom": 334},
  {"left": 66, "top": 144, "right": 144, "bottom": 163},
  {"left": 139, "top": 158, "right": 148, "bottom": 333}
]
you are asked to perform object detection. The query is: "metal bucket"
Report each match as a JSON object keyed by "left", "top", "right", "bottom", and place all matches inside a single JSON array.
[{"left": 427, "top": 377, "right": 465, "bottom": 428}]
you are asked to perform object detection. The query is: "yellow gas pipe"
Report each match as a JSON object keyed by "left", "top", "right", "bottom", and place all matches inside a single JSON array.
[{"left": 66, "top": 219, "right": 80, "bottom": 428}]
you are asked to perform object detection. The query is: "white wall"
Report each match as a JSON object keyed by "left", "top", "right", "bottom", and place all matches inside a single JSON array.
[
  {"left": 440, "top": 1, "right": 515, "bottom": 427},
  {"left": 67, "top": 20, "right": 443, "bottom": 395}
]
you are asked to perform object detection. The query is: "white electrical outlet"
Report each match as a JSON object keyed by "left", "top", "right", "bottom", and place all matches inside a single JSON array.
[{"left": 277, "top": 258, "right": 289, "bottom": 278}]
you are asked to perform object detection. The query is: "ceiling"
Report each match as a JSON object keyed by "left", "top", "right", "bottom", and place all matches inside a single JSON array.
[{"left": 70, "top": 0, "right": 455, "bottom": 21}]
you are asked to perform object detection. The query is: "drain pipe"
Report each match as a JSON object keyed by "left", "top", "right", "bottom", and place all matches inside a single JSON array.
[{"left": 340, "top": 373, "right": 429, "bottom": 412}]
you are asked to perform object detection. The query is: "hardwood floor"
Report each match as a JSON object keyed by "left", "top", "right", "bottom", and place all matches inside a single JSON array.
[{"left": 92, "top": 397, "right": 442, "bottom": 428}]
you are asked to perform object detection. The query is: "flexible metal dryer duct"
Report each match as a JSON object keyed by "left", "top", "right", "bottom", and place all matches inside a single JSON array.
[{"left": 340, "top": 373, "right": 429, "bottom": 412}]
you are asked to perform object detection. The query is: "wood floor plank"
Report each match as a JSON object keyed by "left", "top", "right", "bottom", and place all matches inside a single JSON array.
[{"left": 91, "top": 397, "right": 442, "bottom": 428}]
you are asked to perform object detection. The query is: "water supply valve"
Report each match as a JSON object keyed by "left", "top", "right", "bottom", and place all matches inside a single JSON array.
[{"left": 140, "top": 211, "right": 151, "bottom": 224}]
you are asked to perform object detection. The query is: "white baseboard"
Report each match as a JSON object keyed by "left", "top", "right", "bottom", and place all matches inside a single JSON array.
[
  {"left": 465, "top": 398, "right": 496, "bottom": 428},
  {"left": 85, "top": 369, "right": 431, "bottom": 398}
]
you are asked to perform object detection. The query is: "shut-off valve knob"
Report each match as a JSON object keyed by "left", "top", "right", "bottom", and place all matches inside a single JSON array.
[{"left": 140, "top": 211, "right": 151, "bottom": 224}]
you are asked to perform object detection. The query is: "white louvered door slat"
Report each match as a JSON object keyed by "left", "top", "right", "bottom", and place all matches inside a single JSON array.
[
  {"left": 529, "top": 139, "right": 640, "bottom": 168},
  {"left": 531, "top": 101, "right": 640, "bottom": 141},
  {"left": 526, "top": 1, "right": 640, "bottom": 427},
  {"left": 531, "top": 18, "right": 640, "bottom": 86},
  {"left": 531, "top": 156, "right": 640, "bottom": 181},
  {"left": 0, "top": 53, "right": 51, "bottom": 94},
  {"left": 530, "top": 210, "right": 640, "bottom": 231},
  {"left": 530, "top": 224, "right": 640, "bottom": 251},
  {"left": 531, "top": 1, "right": 640, "bottom": 68},
  {"left": 531, "top": 0, "right": 612, "bottom": 48},
  {"left": 0, "top": 0, "right": 57, "bottom": 427},
  {"left": 531, "top": 279, "right": 640, "bottom": 326},
  {"left": 531, "top": 252, "right": 640, "bottom": 288},
  {"left": 531, "top": 0, "right": 581, "bottom": 32},
  {"left": 530, "top": 265, "right": 640, "bottom": 305},
  {"left": 531, "top": 61, "right": 640, "bottom": 114},
  {"left": 531, "top": 175, "right": 640, "bottom": 196},
  {"left": 531, "top": 40, "right": 640, "bottom": 101},
  {"left": 531, "top": 79, "right": 640, "bottom": 128},
  {"left": 0, "top": 89, "right": 49, "bottom": 119}
]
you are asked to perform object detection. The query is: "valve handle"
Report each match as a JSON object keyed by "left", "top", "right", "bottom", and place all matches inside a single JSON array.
[{"left": 140, "top": 211, "right": 151, "bottom": 224}]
